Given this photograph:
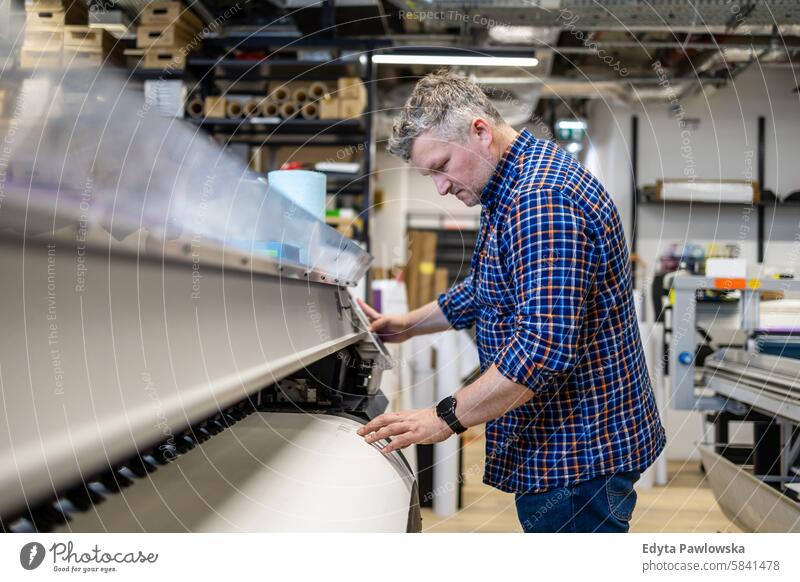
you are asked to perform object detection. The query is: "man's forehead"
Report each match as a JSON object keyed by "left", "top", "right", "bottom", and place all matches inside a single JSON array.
[{"left": 410, "top": 133, "right": 448, "bottom": 168}]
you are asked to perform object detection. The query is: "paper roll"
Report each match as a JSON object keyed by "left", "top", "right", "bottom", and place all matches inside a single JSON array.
[
  {"left": 261, "top": 99, "right": 279, "bottom": 117},
  {"left": 292, "top": 87, "right": 308, "bottom": 103},
  {"left": 272, "top": 85, "right": 289, "bottom": 102},
  {"left": 186, "top": 95, "right": 204, "bottom": 118},
  {"left": 268, "top": 170, "right": 327, "bottom": 222},
  {"left": 309, "top": 82, "right": 327, "bottom": 100},
  {"left": 243, "top": 99, "right": 261, "bottom": 117},
  {"left": 279, "top": 101, "right": 298, "bottom": 119},
  {"left": 300, "top": 102, "right": 318, "bottom": 119},
  {"left": 225, "top": 100, "right": 243, "bottom": 118}
]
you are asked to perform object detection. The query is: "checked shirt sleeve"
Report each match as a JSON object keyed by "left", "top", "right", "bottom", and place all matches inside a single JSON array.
[
  {"left": 494, "top": 188, "right": 597, "bottom": 392},
  {"left": 437, "top": 273, "right": 478, "bottom": 330}
]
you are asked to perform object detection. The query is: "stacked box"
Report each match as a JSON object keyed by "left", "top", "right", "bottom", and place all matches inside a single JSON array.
[
  {"left": 21, "top": 0, "right": 89, "bottom": 69},
  {"left": 62, "top": 25, "right": 123, "bottom": 68},
  {"left": 317, "top": 77, "right": 368, "bottom": 120},
  {"left": 135, "top": 1, "right": 202, "bottom": 71}
]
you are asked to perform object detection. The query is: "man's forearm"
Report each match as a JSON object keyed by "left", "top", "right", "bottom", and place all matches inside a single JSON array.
[
  {"left": 454, "top": 365, "right": 534, "bottom": 427},
  {"left": 406, "top": 300, "right": 453, "bottom": 337}
]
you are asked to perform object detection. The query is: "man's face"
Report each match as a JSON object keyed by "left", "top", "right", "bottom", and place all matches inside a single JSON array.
[{"left": 409, "top": 122, "right": 497, "bottom": 207}]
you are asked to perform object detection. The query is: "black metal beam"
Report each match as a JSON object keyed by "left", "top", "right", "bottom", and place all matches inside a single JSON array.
[{"left": 758, "top": 115, "right": 766, "bottom": 264}]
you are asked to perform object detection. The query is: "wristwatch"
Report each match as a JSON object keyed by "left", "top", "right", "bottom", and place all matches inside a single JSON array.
[{"left": 436, "top": 396, "right": 467, "bottom": 435}]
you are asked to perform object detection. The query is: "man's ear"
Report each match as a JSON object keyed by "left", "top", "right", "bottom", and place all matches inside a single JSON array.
[{"left": 472, "top": 118, "right": 493, "bottom": 149}]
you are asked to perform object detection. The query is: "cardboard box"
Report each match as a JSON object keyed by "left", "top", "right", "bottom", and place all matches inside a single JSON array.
[
  {"left": 203, "top": 95, "right": 226, "bottom": 118},
  {"left": 337, "top": 77, "right": 365, "bottom": 100},
  {"left": 141, "top": 1, "right": 203, "bottom": 32},
  {"left": 339, "top": 97, "right": 366, "bottom": 119},
  {"left": 136, "top": 22, "right": 195, "bottom": 49},
  {"left": 25, "top": 0, "right": 88, "bottom": 26},
  {"left": 123, "top": 47, "right": 145, "bottom": 68},
  {"left": 62, "top": 46, "right": 102, "bottom": 67},
  {"left": 143, "top": 47, "right": 187, "bottom": 70},
  {"left": 63, "top": 25, "right": 118, "bottom": 52},
  {"left": 25, "top": 0, "right": 71, "bottom": 9},
  {"left": 19, "top": 47, "right": 62, "bottom": 69},
  {"left": 22, "top": 25, "right": 63, "bottom": 51},
  {"left": 63, "top": 45, "right": 122, "bottom": 68},
  {"left": 317, "top": 94, "right": 339, "bottom": 120}
]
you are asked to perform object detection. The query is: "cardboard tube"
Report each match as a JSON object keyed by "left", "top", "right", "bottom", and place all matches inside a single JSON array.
[
  {"left": 272, "top": 86, "right": 289, "bottom": 102},
  {"left": 309, "top": 82, "right": 327, "bottom": 100},
  {"left": 225, "top": 100, "right": 243, "bottom": 118},
  {"left": 300, "top": 102, "right": 318, "bottom": 119},
  {"left": 262, "top": 100, "right": 279, "bottom": 117},
  {"left": 186, "top": 96, "right": 204, "bottom": 119},
  {"left": 243, "top": 99, "right": 261, "bottom": 117},
  {"left": 279, "top": 101, "right": 297, "bottom": 119},
  {"left": 292, "top": 87, "right": 308, "bottom": 103}
]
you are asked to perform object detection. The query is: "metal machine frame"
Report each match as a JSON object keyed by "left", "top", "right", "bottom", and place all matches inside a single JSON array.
[
  {"left": 0, "top": 224, "right": 418, "bottom": 532},
  {"left": 668, "top": 275, "right": 800, "bottom": 531}
]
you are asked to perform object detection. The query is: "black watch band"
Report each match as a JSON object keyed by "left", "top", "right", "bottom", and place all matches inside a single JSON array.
[{"left": 436, "top": 396, "right": 467, "bottom": 435}]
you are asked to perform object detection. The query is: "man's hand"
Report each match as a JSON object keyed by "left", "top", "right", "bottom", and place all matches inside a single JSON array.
[
  {"left": 357, "top": 299, "right": 415, "bottom": 343},
  {"left": 357, "top": 407, "right": 454, "bottom": 453}
]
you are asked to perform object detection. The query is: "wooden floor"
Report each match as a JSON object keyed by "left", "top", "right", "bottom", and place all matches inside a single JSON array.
[{"left": 420, "top": 429, "right": 741, "bottom": 533}]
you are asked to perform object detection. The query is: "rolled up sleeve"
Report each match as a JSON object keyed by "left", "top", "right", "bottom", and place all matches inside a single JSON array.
[
  {"left": 494, "top": 188, "right": 596, "bottom": 392},
  {"left": 437, "top": 273, "right": 478, "bottom": 330}
]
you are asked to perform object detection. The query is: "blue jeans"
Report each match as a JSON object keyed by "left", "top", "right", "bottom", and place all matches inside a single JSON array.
[{"left": 515, "top": 470, "right": 640, "bottom": 533}]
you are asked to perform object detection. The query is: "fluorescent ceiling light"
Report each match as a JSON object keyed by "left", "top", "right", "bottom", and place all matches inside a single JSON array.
[
  {"left": 556, "top": 119, "right": 588, "bottom": 130},
  {"left": 373, "top": 55, "right": 539, "bottom": 67}
]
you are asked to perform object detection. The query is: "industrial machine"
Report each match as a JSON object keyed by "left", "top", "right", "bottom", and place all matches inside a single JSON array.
[
  {"left": 0, "top": 182, "right": 420, "bottom": 533},
  {"left": 669, "top": 275, "right": 800, "bottom": 532}
]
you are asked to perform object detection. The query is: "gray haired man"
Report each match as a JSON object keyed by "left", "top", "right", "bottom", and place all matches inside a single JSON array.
[{"left": 357, "top": 70, "right": 665, "bottom": 533}]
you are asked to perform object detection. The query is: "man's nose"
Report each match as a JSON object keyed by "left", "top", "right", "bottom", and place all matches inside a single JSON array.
[{"left": 433, "top": 174, "right": 451, "bottom": 196}]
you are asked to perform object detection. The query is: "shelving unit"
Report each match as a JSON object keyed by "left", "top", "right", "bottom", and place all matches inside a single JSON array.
[
  {"left": 175, "top": 32, "right": 387, "bottom": 251},
  {"left": 631, "top": 115, "right": 796, "bottom": 265}
]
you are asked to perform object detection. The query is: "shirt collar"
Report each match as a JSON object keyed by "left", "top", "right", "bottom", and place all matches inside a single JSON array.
[{"left": 479, "top": 128, "right": 535, "bottom": 207}]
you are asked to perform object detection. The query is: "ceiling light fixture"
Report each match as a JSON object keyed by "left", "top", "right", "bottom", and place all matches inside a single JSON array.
[{"left": 372, "top": 55, "right": 539, "bottom": 67}]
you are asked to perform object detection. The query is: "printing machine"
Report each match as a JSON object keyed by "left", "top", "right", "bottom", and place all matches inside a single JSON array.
[
  {"left": 669, "top": 275, "right": 800, "bottom": 532},
  {"left": 0, "top": 185, "right": 421, "bottom": 533}
]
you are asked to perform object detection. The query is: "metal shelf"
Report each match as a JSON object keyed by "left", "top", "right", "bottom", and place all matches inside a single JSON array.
[
  {"left": 185, "top": 22, "right": 381, "bottom": 252},
  {"left": 187, "top": 57, "right": 362, "bottom": 80},
  {"left": 189, "top": 116, "right": 366, "bottom": 136},
  {"left": 202, "top": 32, "right": 390, "bottom": 50}
]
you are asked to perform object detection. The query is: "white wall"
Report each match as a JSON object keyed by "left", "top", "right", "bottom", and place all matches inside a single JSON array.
[
  {"left": 587, "top": 66, "right": 800, "bottom": 280},
  {"left": 587, "top": 65, "right": 800, "bottom": 460},
  {"left": 371, "top": 151, "right": 480, "bottom": 268}
]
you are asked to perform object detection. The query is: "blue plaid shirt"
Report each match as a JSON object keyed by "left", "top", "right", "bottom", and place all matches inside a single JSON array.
[{"left": 438, "top": 129, "right": 665, "bottom": 494}]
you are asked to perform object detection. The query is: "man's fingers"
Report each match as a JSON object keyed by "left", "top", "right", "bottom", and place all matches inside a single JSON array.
[
  {"left": 357, "top": 413, "right": 403, "bottom": 436},
  {"left": 369, "top": 317, "right": 392, "bottom": 334},
  {"left": 357, "top": 298, "right": 381, "bottom": 321},
  {"left": 364, "top": 422, "right": 412, "bottom": 444},
  {"left": 382, "top": 434, "right": 414, "bottom": 454}
]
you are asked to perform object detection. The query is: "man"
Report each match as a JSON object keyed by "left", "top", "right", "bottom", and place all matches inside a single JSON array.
[{"left": 357, "top": 70, "right": 665, "bottom": 533}]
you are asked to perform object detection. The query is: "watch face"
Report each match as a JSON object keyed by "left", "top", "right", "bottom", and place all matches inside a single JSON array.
[{"left": 437, "top": 397, "right": 456, "bottom": 416}]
